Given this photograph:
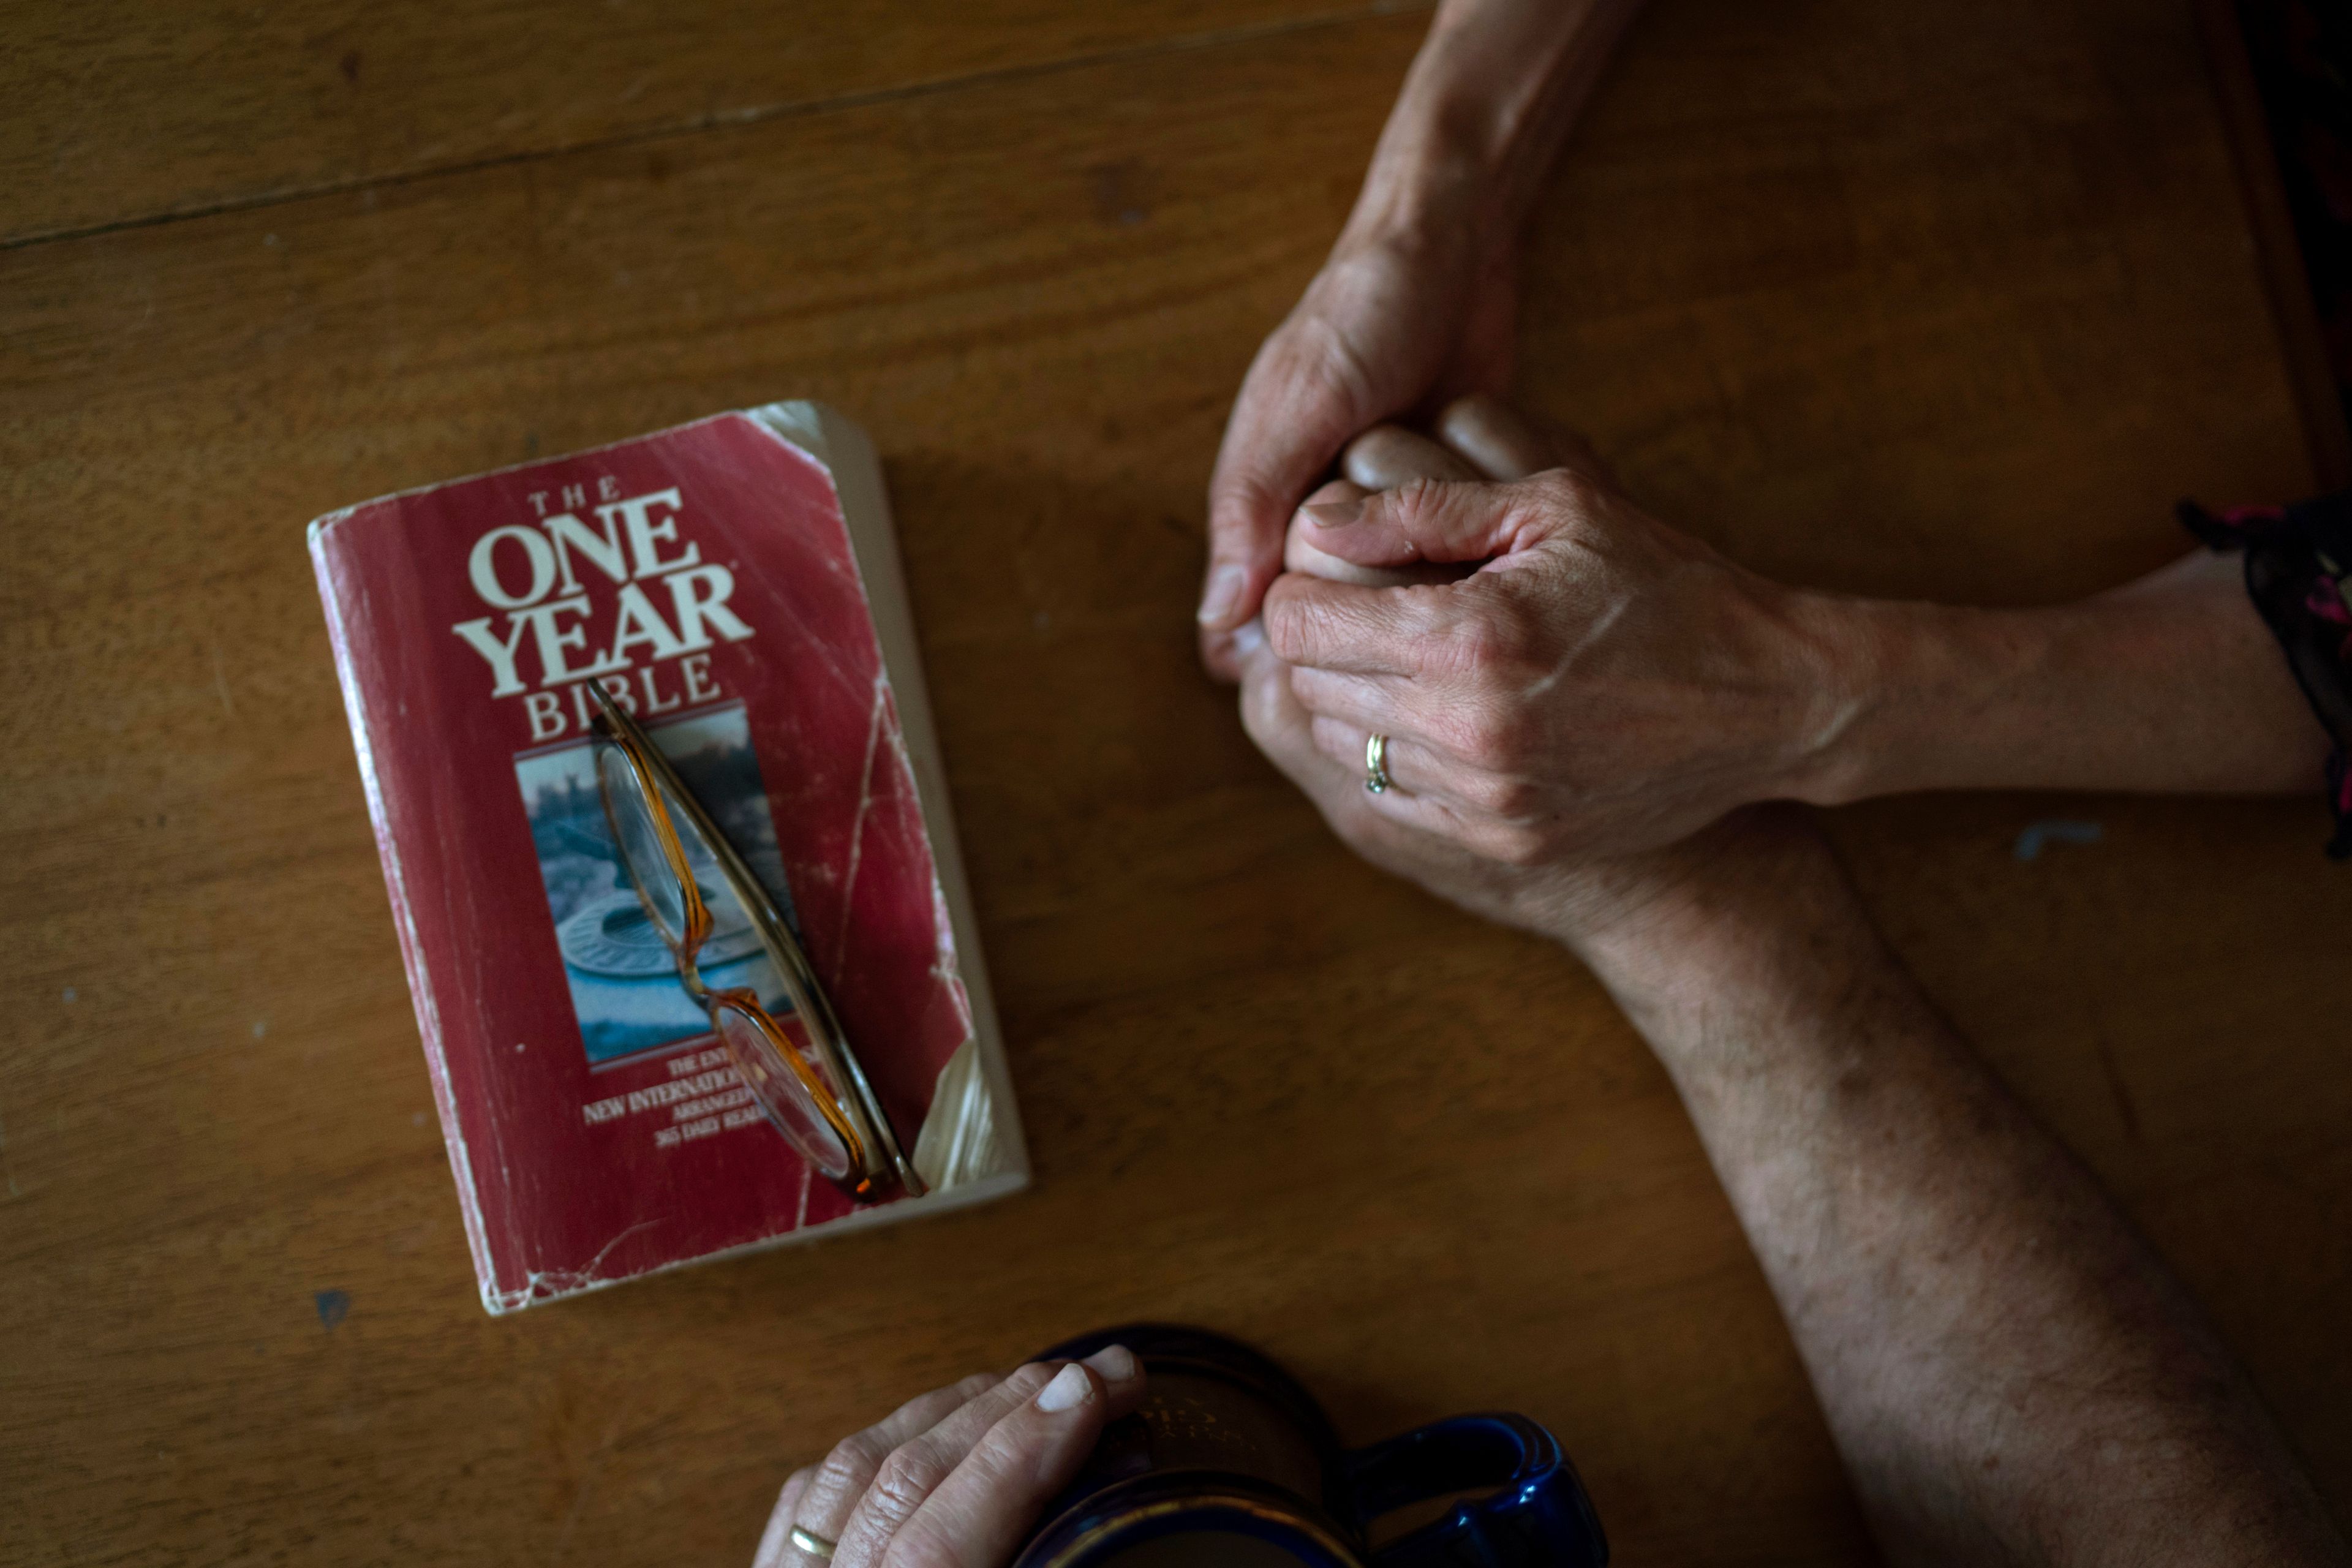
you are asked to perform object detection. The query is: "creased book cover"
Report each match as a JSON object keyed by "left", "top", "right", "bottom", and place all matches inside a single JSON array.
[{"left": 309, "top": 404, "right": 1025, "bottom": 1313}]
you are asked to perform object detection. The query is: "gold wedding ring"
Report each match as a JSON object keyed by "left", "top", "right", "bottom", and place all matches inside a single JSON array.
[
  {"left": 1365, "top": 733, "right": 1393, "bottom": 794},
  {"left": 790, "top": 1526, "right": 838, "bottom": 1561}
]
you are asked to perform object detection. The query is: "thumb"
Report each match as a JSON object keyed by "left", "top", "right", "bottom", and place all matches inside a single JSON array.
[
  {"left": 1297, "top": 475, "right": 1555, "bottom": 570},
  {"left": 1199, "top": 392, "right": 1358, "bottom": 682},
  {"left": 1204, "top": 341, "right": 1378, "bottom": 635}
]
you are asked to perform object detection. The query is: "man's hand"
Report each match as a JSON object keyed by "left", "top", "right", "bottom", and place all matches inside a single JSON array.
[
  {"left": 1197, "top": 0, "right": 1651, "bottom": 679},
  {"left": 1199, "top": 183, "right": 1518, "bottom": 676},
  {"left": 1240, "top": 610, "right": 1727, "bottom": 951},
  {"left": 755, "top": 1349, "right": 1144, "bottom": 1568},
  {"left": 1260, "top": 406, "right": 1850, "bottom": 873}
]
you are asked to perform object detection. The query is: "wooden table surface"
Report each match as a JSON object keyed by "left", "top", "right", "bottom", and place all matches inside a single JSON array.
[{"left": 6, "top": 1, "right": 2349, "bottom": 1562}]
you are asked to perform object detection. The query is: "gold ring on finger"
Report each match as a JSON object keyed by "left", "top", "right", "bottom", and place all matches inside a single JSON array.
[{"left": 1365, "top": 733, "right": 1393, "bottom": 794}]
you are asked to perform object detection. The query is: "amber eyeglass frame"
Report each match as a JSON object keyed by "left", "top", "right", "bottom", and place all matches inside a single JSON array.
[{"left": 586, "top": 680, "right": 924, "bottom": 1203}]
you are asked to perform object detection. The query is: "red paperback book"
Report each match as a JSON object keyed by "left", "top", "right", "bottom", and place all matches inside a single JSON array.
[{"left": 310, "top": 404, "right": 1025, "bottom": 1313}]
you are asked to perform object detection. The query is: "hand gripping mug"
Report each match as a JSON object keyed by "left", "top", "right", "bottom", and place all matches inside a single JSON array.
[{"left": 1011, "top": 1326, "right": 1607, "bottom": 1568}]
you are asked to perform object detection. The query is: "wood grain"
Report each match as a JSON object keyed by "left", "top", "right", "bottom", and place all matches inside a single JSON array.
[
  {"left": 3, "top": 1, "right": 2347, "bottom": 1564},
  {"left": 0, "top": 0, "right": 1386, "bottom": 246}
]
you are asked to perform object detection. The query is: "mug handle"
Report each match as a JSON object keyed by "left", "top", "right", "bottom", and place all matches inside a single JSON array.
[{"left": 1340, "top": 1412, "right": 1608, "bottom": 1568}]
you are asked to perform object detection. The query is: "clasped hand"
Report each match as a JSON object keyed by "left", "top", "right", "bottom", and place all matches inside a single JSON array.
[{"left": 1239, "top": 398, "right": 1844, "bottom": 945}]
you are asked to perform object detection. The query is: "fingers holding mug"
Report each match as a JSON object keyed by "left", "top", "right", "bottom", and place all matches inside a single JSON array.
[
  {"left": 822, "top": 1348, "right": 1145, "bottom": 1568},
  {"left": 778, "top": 1374, "right": 1000, "bottom": 1565},
  {"left": 875, "top": 1358, "right": 1136, "bottom": 1568}
]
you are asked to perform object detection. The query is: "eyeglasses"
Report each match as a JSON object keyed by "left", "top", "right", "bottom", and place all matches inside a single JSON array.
[{"left": 587, "top": 680, "right": 924, "bottom": 1202}]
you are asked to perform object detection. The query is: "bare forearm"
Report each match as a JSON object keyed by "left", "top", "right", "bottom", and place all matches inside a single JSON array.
[
  {"left": 1570, "top": 813, "right": 2346, "bottom": 1566},
  {"left": 1352, "top": 0, "right": 1646, "bottom": 239},
  {"left": 1787, "top": 551, "right": 2329, "bottom": 804}
]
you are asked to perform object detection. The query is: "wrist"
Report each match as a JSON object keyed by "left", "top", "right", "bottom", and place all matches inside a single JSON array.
[
  {"left": 1355, "top": 0, "right": 1646, "bottom": 249},
  {"left": 1561, "top": 809, "right": 1861, "bottom": 1032},
  {"left": 1768, "top": 590, "right": 2001, "bottom": 808},
  {"left": 1346, "top": 110, "right": 1515, "bottom": 260},
  {"left": 1703, "top": 576, "right": 1894, "bottom": 813},
  {"left": 1756, "top": 557, "right": 2334, "bottom": 806}
]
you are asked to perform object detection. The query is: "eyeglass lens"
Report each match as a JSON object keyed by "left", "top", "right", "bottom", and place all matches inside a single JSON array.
[
  {"left": 597, "top": 729, "right": 863, "bottom": 1187},
  {"left": 713, "top": 1000, "right": 854, "bottom": 1180},
  {"left": 597, "top": 744, "right": 696, "bottom": 949}
]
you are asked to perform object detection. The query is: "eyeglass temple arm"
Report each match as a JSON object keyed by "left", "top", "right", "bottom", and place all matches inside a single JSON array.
[{"left": 586, "top": 680, "right": 927, "bottom": 1196}]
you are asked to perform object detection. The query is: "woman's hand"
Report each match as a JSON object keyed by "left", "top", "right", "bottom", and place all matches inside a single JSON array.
[
  {"left": 1241, "top": 613, "right": 1714, "bottom": 949},
  {"left": 1236, "top": 398, "right": 1757, "bottom": 948},
  {"left": 1259, "top": 401, "right": 1850, "bottom": 876},
  {"left": 755, "top": 1348, "right": 1144, "bottom": 1568}
]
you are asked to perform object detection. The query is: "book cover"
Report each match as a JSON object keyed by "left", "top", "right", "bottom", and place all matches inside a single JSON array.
[{"left": 310, "top": 403, "right": 1025, "bottom": 1313}]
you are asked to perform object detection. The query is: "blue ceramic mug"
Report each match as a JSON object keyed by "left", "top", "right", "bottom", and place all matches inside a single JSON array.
[{"left": 1012, "top": 1325, "right": 1607, "bottom": 1568}]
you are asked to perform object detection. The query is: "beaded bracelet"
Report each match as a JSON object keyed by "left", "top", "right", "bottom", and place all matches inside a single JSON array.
[{"left": 2180, "top": 492, "right": 2352, "bottom": 858}]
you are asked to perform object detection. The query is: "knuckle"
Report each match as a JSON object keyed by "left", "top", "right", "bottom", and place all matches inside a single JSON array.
[
  {"left": 1387, "top": 474, "right": 1452, "bottom": 525},
  {"left": 1263, "top": 601, "right": 1313, "bottom": 664},
  {"left": 1438, "top": 702, "right": 1533, "bottom": 774},
  {"left": 886, "top": 1382, "right": 960, "bottom": 1433},
  {"left": 1461, "top": 728, "right": 1513, "bottom": 774},
  {"left": 1528, "top": 467, "right": 1598, "bottom": 516},
  {"left": 1461, "top": 617, "right": 1507, "bottom": 669},
  {"left": 1425, "top": 706, "right": 1494, "bottom": 769},
  {"left": 817, "top": 1431, "right": 889, "bottom": 1493},
  {"left": 1477, "top": 820, "right": 1553, "bottom": 869},
  {"left": 1449, "top": 772, "right": 1502, "bottom": 814},
  {"left": 1460, "top": 772, "right": 1535, "bottom": 819},
  {"left": 1004, "top": 1362, "right": 1058, "bottom": 1400},
  {"left": 1441, "top": 609, "right": 1531, "bottom": 678},
  {"left": 867, "top": 1444, "right": 951, "bottom": 1520},
  {"left": 1423, "top": 620, "right": 1483, "bottom": 680}
]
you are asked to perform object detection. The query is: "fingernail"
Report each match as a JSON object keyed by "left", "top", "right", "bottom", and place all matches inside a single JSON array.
[
  {"left": 1303, "top": 499, "right": 1363, "bottom": 528},
  {"left": 1036, "top": 1362, "right": 1095, "bottom": 1412},
  {"left": 1230, "top": 619, "right": 1265, "bottom": 658},
  {"left": 1083, "top": 1344, "right": 1139, "bottom": 1384},
  {"left": 1197, "top": 562, "right": 1247, "bottom": 625}
]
